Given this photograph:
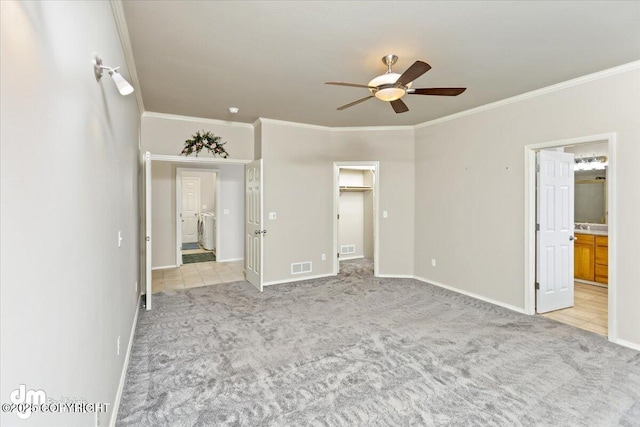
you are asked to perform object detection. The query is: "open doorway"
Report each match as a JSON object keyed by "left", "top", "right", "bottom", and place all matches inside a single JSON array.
[
  {"left": 176, "top": 168, "right": 218, "bottom": 266},
  {"left": 143, "top": 154, "right": 249, "bottom": 309},
  {"left": 524, "top": 133, "right": 616, "bottom": 341},
  {"left": 333, "top": 162, "right": 379, "bottom": 277}
]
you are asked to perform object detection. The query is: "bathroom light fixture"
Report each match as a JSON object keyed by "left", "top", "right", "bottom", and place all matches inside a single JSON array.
[
  {"left": 93, "top": 56, "right": 134, "bottom": 96},
  {"left": 229, "top": 107, "right": 239, "bottom": 114},
  {"left": 574, "top": 154, "right": 607, "bottom": 171}
]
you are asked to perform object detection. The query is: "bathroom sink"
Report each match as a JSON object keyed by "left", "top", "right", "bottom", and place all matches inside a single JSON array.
[{"left": 574, "top": 223, "right": 608, "bottom": 234}]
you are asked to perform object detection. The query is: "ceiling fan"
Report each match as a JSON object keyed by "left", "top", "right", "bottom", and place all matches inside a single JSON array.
[{"left": 326, "top": 54, "right": 466, "bottom": 114}]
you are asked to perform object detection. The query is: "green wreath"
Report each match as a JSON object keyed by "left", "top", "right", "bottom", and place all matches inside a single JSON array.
[{"left": 181, "top": 130, "right": 229, "bottom": 158}]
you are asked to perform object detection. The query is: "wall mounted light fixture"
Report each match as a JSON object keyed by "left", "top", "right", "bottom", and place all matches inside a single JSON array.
[
  {"left": 574, "top": 154, "right": 608, "bottom": 171},
  {"left": 93, "top": 56, "right": 134, "bottom": 96}
]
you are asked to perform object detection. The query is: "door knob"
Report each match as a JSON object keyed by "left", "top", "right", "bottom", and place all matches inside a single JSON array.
[
  {"left": 254, "top": 230, "right": 260, "bottom": 235},
  {"left": 569, "top": 236, "right": 576, "bottom": 241}
]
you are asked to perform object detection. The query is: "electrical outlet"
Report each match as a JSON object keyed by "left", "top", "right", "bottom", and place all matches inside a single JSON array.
[
  {"left": 269, "top": 212, "right": 277, "bottom": 220},
  {"left": 321, "top": 253, "right": 326, "bottom": 261},
  {"left": 117, "top": 336, "right": 121, "bottom": 356},
  {"left": 431, "top": 259, "right": 436, "bottom": 267},
  {"left": 383, "top": 211, "right": 388, "bottom": 218},
  {"left": 118, "top": 231, "right": 123, "bottom": 247}
]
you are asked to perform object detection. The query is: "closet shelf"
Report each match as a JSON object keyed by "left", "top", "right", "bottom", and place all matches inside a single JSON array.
[{"left": 339, "top": 186, "right": 372, "bottom": 192}]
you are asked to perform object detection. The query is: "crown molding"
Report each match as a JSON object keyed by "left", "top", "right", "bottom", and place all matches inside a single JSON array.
[
  {"left": 257, "top": 117, "right": 413, "bottom": 132},
  {"left": 142, "top": 111, "right": 254, "bottom": 129},
  {"left": 110, "top": 0, "right": 144, "bottom": 114},
  {"left": 415, "top": 60, "right": 640, "bottom": 130}
]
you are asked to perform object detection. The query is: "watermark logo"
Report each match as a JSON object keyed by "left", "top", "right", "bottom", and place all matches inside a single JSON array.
[
  {"left": 9, "top": 384, "right": 46, "bottom": 419},
  {"left": 2, "top": 385, "right": 110, "bottom": 420}
]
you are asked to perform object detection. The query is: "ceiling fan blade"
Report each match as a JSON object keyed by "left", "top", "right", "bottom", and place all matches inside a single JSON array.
[
  {"left": 326, "top": 81, "right": 374, "bottom": 89},
  {"left": 390, "top": 99, "right": 409, "bottom": 114},
  {"left": 396, "top": 61, "right": 431, "bottom": 86},
  {"left": 337, "top": 96, "right": 375, "bottom": 110},
  {"left": 408, "top": 88, "right": 467, "bottom": 96}
]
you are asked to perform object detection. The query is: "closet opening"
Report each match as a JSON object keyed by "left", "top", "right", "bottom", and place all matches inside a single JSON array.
[{"left": 333, "top": 162, "right": 379, "bottom": 277}]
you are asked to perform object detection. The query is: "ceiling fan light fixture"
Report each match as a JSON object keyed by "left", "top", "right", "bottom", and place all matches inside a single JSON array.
[
  {"left": 368, "top": 72, "right": 410, "bottom": 102},
  {"left": 373, "top": 87, "right": 405, "bottom": 102}
]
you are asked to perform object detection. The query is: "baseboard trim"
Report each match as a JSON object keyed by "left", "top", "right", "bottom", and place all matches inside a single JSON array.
[
  {"left": 109, "top": 298, "right": 140, "bottom": 427},
  {"left": 263, "top": 273, "right": 334, "bottom": 287},
  {"left": 413, "top": 276, "right": 527, "bottom": 315},
  {"left": 216, "top": 257, "right": 244, "bottom": 263},
  {"left": 377, "top": 274, "right": 414, "bottom": 279},
  {"left": 615, "top": 338, "right": 640, "bottom": 352},
  {"left": 152, "top": 264, "right": 177, "bottom": 271},
  {"left": 339, "top": 255, "right": 364, "bottom": 261}
]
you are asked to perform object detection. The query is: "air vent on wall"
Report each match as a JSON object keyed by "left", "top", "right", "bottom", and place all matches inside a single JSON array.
[
  {"left": 340, "top": 245, "right": 356, "bottom": 255},
  {"left": 291, "top": 261, "right": 312, "bottom": 275}
]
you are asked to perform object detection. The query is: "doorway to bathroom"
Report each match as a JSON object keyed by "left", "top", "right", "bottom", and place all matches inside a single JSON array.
[{"left": 524, "top": 133, "right": 616, "bottom": 341}]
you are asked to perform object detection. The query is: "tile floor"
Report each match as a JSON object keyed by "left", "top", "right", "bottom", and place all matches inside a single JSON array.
[
  {"left": 540, "top": 282, "right": 608, "bottom": 336},
  {"left": 152, "top": 260, "right": 245, "bottom": 294}
]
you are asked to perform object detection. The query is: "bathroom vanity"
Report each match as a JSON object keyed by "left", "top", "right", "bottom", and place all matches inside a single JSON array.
[{"left": 574, "top": 224, "right": 608, "bottom": 286}]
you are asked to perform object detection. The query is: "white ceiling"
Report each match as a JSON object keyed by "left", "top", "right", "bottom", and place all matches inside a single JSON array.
[{"left": 121, "top": 1, "right": 640, "bottom": 127}]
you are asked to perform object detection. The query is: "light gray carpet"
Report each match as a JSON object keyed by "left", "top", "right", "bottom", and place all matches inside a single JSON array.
[{"left": 117, "top": 259, "right": 640, "bottom": 426}]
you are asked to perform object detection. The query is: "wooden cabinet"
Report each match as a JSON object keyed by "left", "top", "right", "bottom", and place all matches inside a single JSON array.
[
  {"left": 574, "top": 233, "right": 595, "bottom": 281},
  {"left": 573, "top": 233, "right": 608, "bottom": 285},
  {"left": 595, "top": 235, "right": 608, "bottom": 284}
]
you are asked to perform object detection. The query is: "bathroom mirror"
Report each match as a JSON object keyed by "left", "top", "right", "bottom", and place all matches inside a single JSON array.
[{"left": 575, "top": 171, "right": 607, "bottom": 224}]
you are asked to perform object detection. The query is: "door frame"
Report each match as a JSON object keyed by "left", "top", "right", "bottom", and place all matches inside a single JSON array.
[
  {"left": 333, "top": 161, "right": 380, "bottom": 276},
  {"left": 142, "top": 153, "right": 250, "bottom": 310},
  {"left": 523, "top": 133, "right": 616, "bottom": 341},
  {"left": 176, "top": 168, "right": 220, "bottom": 265}
]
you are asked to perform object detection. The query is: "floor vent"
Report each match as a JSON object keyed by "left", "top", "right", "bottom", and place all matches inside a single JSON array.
[
  {"left": 340, "top": 245, "right": 356, "bottom": 255},
  {"left": 291, "top": 261, "right": 312, "bottom": 275}
]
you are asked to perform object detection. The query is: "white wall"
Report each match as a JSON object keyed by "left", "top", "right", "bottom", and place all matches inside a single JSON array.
[
  {"left": 1, "top": 2, "right": 140, "bottom": 426},
  {"left": 151, "top": 162, "right": 244, "bottom": 267},
  {"left": 261, "top": 121, "right": 415, "bottom": 283},
  {"left": 141, "top": 112, "right": 254, "bottom": 159},
  {"left": 414, "top": 67, "right": 640, "bottom": 347}
]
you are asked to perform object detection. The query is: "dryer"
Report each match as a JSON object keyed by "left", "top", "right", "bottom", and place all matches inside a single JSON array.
[{"left": 201, "top": 212, "right": 216, "bottom": 251}]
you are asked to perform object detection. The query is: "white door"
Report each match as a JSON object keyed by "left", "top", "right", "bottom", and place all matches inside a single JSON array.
[
  {"left": 181, "top": 177, "right": 200, "bottom": 244},
  {"left": 536, "top": 150, "right": 575, "bottom": 313},
  {"left": 144, "top": 152, "right": 152, "bottom": 310},
  {"left": 245, "top": 159, "right": 263, "bottom": 291}
]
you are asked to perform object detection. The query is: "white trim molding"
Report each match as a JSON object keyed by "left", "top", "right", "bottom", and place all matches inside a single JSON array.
[
  {"left": 263, "top": 273, "right": 335, "bottom": 287},
  {"left": 143, "top": 111, "right": 254, "bottom": 128},
  {"left": 149, "top": 153, "right": 251, "bottom": 165},
  {"left": 257, "top": 117, "right": 414, "bottom": 132},
  {"left": 110, "top": 0, "right": 145, "bottom": 114},
  {"left": 414, "top": 276, "right": 528, "bottom": 315},
  {"left": 109, "top": 299, "right": 140, "bottom": 427},
  {"left": 151, "top": 265, "right": 178, "bottom": 271},
  {"left": 376, "top": 274, "right": 415, "bottom": 279},
  {"left": 216, "top": 257, "right": 244, "bottom": 263},
  {"left": 615, "top": 339, "right": 640, "bottom": 352}
]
